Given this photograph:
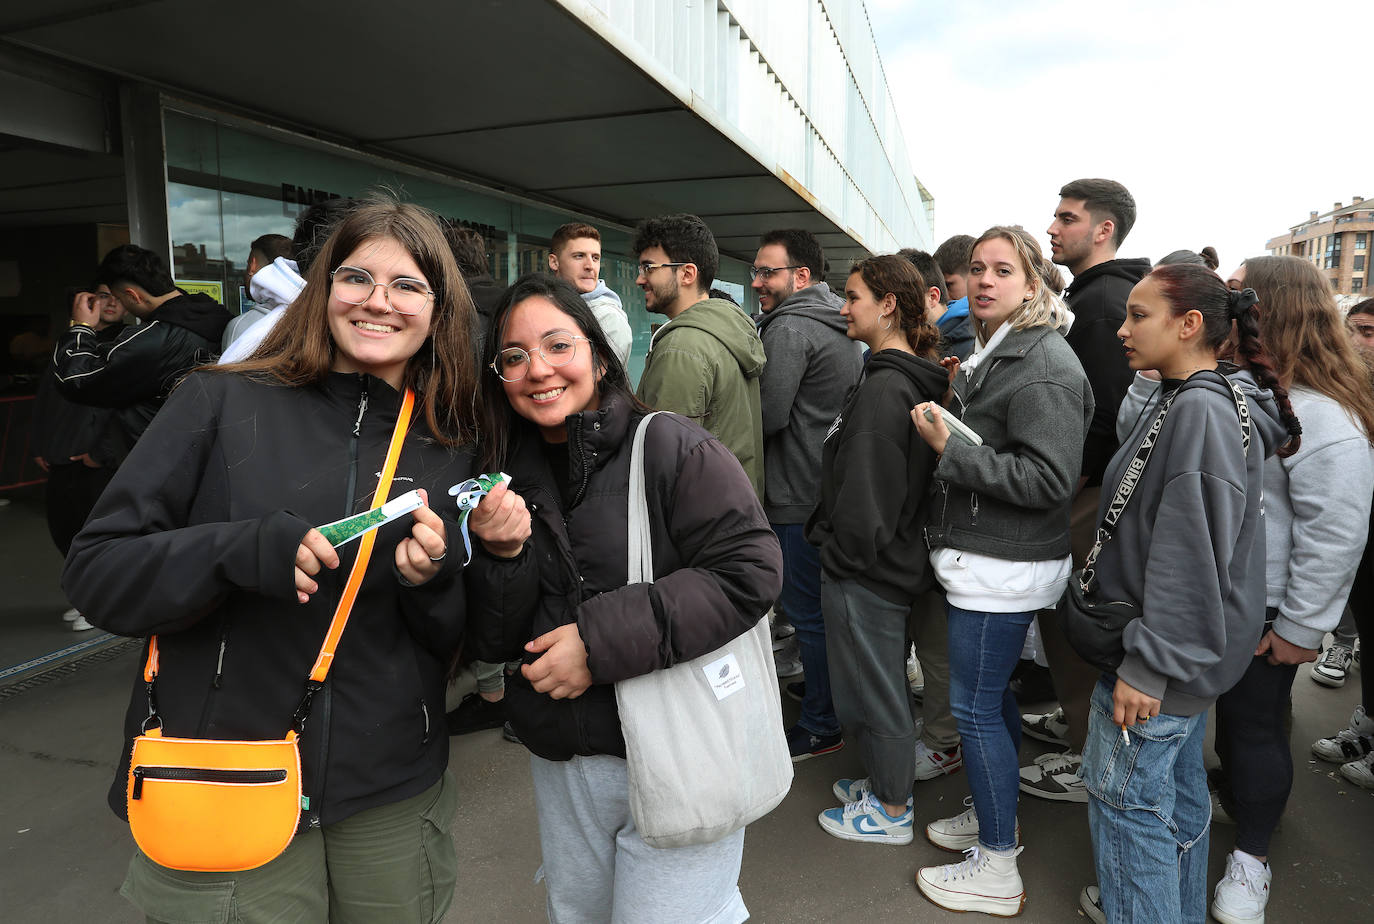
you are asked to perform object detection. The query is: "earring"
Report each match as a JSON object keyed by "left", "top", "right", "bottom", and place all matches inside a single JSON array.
[{"left": 883, "top": 314, "right": 893, "bottom": 331}]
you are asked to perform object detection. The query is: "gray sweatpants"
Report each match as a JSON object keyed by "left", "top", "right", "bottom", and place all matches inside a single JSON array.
[
  {"left": 822, "top": 574, "right": 918, "bottom": 807},
  {"left": 529, "top": 754, "right": 749, "bottom": 924}
]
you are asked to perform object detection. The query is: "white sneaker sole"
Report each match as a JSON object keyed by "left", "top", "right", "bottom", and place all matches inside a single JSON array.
[
  {"left": 926, "top": 821, "right": 1021, "bottom": 853},
  {"left": 1310, "top": 667, "right": 1347, "bottom": 688},
  {"left": 916, "top": 872, "right": 1026, "bottom": 917},
  {"left": 1210, "top": 900, "right": 1265, "bottom": 924},
  {"left": 817, "top": 814, "right": 913, "bottom": 845}
]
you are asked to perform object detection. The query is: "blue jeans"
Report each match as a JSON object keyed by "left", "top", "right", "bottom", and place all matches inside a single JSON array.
[
  {"left": 1083, "top": 679, "right": 1210, "bottom": 924},
  {"left": 772, "top": 524, "right": 839, "bottom": 736},
  {"left": 946, "top": 604, "right": 1033, "bottom": 850}
]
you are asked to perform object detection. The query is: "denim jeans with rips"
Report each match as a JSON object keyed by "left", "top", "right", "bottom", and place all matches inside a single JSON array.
[{"left": 1082, "top": 678, "right": 1210, "bottom": 924}]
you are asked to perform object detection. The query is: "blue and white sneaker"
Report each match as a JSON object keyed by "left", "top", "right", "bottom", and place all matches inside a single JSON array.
[
  {"left": 832, "top": 777, "right": 870, "bottom": 803},
  {"left": 818, "top": 791, "right": 913, "bottom": 844}
]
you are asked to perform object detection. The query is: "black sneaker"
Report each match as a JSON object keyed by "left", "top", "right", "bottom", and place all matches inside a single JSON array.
[
  {"left": 445, "top": 693, "right": 505, "bottom": 735},
  {"left": 786, "top": 723, "right": 843, "bottom": 762}
]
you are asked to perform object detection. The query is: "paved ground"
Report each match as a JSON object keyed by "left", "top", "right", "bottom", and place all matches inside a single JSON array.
[{"left": 2, "top": 487, "right": 1371, "bottom": 922}]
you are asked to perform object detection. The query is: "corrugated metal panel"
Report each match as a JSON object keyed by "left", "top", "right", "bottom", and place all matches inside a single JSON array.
[{"left": 559, "top": 0, "right": 931, "bottom": 253}]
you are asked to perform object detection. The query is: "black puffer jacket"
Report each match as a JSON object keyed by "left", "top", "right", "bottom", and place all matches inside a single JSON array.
[
  {"left": 64, "top": 371, "right": 527, "bottom": 825},
  {"left": 52, "top": 292, "right": 231, "bottom": 462},
  {"left": 470, "top": 393, "right": 783, "bottom": 761}
]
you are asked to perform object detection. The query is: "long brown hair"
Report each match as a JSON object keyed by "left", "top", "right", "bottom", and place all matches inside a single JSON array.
[
  {"left": 848, "top": 254, "right": 941, "bottom": 359},
  {"left": 218, "top": 197, "right": 479, "bottom": 446},
  {"left": 1241, "top": 256, "right": 1374, "bottom": 444}
]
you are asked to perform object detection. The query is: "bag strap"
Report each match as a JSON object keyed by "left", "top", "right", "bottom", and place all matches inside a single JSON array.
[
  {"left": 140, "top": 388, "right": 416, "bottom": 734},
  {"left": 1079, "top": 370, "right": 1249, "bottom": 592},
  {"left": 626, "top": 412, "right": 665, "bottom": 585}
]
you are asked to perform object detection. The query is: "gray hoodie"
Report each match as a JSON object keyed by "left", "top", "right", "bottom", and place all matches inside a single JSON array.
[
  {"left": 756, "top": 282, "right": 862, "bottom": 523},
  {"left": 1097, "top": 368, "right": 1289, "bottom": 716}
]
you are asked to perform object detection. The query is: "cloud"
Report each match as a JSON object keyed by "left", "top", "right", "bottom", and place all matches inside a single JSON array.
[{"left": 869, "top": 0, "right": 1374, "bottom": 277}]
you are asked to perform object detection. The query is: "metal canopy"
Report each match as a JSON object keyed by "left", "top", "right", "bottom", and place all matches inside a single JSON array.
[{"left": 1, "top": 0, "right": 877, "bottom": 267}]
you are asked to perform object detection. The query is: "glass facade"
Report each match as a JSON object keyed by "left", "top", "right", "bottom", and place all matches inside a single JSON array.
[{"left": 161, "top": 108, "right": 754, "bottom": 384}]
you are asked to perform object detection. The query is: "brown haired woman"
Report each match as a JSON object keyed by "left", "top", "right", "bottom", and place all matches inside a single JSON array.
[
  {"left": 806, "top": 254, "right": 948, "bottom": 846},
  {"left": 63, "top": 198, "right": 531, "bottom": 922}
]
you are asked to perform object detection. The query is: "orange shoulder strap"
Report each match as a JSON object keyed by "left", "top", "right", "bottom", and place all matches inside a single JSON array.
[{"left": 143, "top": 388, "right": 416, "bottom": 687}]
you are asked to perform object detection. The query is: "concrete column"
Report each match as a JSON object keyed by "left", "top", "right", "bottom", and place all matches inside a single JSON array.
[{"left": 118, "top": 83, "right": 171, "bottom": 268}]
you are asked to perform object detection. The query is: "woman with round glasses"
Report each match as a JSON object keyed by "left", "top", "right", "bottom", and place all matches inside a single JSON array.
[
  {"left": 64, "top": 198, "right": 533, "bottom": 922},
  {"left": 465, "top": 273, "right": 781, "bottom": 923}
]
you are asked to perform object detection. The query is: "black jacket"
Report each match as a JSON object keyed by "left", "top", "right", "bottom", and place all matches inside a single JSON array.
[
  {"left": 51, "top": 293, "right": 231, "bottom": 462},
  {"left": 32, "top": 322, "right": 127, "bottom": 468},
  {"left": 469, "top": 393, "right": 783, "bottom": 761},
  {"left": 805, "top": 350, "right": 947, "bottom": 604},
  {"left": 1063, "top": 258, "right": 1151, "bottom": 485},
  {"left": 64, "top": 371, "right": 522, "bottom": 826}
]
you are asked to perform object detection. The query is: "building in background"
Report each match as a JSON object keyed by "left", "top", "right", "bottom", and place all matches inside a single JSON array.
[
  {"left": 1267, "top": 197, "right": 1373, "bottom": 297},
  {"left": 0, "top": 0, "right": 932, "bottom": 392}
]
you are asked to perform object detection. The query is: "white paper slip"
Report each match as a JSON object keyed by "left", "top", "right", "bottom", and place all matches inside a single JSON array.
[{"left": 702, "top": 652, "right": 746, "bottom": 702}]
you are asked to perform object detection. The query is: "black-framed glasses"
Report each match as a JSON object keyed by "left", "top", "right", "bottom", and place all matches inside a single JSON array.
[
  {"left": 330, "top": 265, "right": 434, "bottom": 315},
  {"left": 749, "top": 264, "right": 803, "bottom": 281},
  {"left": 490, "top": 332, "right": 589, "bottom": 382},
  {"left": 637, "top": 261, "right": 689, "bottom": 275}
]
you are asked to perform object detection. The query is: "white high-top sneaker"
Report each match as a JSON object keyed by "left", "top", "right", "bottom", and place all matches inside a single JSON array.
[
  {"left": 1211, "top": 850, "right": 1271, "bottom": 924},
  {"left": 917, "top": 844, "right": 1025, "bottom": 916}
]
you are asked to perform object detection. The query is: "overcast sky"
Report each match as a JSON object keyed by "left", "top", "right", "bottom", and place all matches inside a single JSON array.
[{"left": 866, "top": 0, "right": 1374, "bottom": 278}]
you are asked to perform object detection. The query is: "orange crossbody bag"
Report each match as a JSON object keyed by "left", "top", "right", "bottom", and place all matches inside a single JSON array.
[{"left": 125, "top": 388, "right": 414, "bottom": 872}]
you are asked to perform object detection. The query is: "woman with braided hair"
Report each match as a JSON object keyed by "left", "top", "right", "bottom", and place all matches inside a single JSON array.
[{"left": 1078, "top": 262, "right": 1297, "bottom": 923}]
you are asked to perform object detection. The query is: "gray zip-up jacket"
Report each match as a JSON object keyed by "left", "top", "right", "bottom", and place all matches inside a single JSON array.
[
  {"left": 925, "top": 325, "right": 1092, "bottom": 561},
  {"left": 1098, "top": 369, "right": 1289, "bottom": 716},
  {"left": 756, "top": 282, "right": 862, "bottom": 524}
]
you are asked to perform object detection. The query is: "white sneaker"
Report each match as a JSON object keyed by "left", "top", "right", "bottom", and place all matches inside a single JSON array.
[
  {"left": 71, "top": 615, "right": 96, "bottom": 631},
  {"left": 1079, "top": 885, "right": 1106, "bottom": 924},
  {"left": 817, "top": 791, "right": 913, "bottom": 844},
  {"left": 1021, "top": 706, "right": 1070, "bottom": 745},
  {"left": 1310, "top": 642, "right": 1354, "bottom": 687},
  {"left": 917, "top": 845, "right": 1026, "bottom": 916},
  {"left": 913, "top": 740, "right": 963, "bottom": 780},
  {"left": 61, "top": 607, "right": 80, "bottom": 622},
  {"left": 1311, "top": 705, "right": 1374, "bottom": 763},
  {"left": 907, "top": 644, "right": 925, "bottom": 698},
  {"left": 1018, "top": 750, "right": 1087, "bottom": 802},
  {"left": 925, "top": 796, "right": 1019, "bottom": 852},
  {"left": 832, "top": 777, "right": 870, "bottom": 803},
  {"left": 1339, "top": 750, "right": 1374, "bottom": 790},
  {"left": 1211, "top": 850, "right": 1270, "bottom": 924}
]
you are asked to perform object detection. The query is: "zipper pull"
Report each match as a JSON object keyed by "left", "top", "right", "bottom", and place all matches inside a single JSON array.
[
  {"left": 212, "top": 635, "right": 227, "bottom": 688},
  {"left": 352, "top": 381, "right": 370, "bottom": 437},
  {"left": 131, "top": 767, "right": 145, "bottom": 800}
]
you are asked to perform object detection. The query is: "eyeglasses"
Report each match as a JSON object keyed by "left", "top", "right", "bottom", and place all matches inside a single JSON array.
[
  {"left": 490, "top": 332, "right": 589, "bottom": 382},
  {"left": 749, "top": 264, "right": 803, "bottom": 281},
  {"left": 330, "top": 265, "right": 434, "bottom": 315},
  {"left": 637, "top": 261, "right": 689, "bottom": 275}
]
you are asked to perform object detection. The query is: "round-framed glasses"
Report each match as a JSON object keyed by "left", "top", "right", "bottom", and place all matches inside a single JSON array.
[
  {"left": 330, "top": 265, "right": 434, "bottom": 315},
  {"left": 490, "top": 332, "right": 589, "bottom": 382}
]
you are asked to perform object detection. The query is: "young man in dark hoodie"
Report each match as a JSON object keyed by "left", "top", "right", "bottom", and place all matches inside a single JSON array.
[
  {"left": 753, "top": 228, "right": 862, "bottom": 760},
  {"left": 52, "top": 244, "right": 230, "bottom": 463},
  {"left": 1018, "top": 179, "right": 1152, "bottom": 806}
]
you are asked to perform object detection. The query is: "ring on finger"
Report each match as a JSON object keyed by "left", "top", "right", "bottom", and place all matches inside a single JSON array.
[{"left": 428, "top": 549, "right": 447, "bottom": 563}]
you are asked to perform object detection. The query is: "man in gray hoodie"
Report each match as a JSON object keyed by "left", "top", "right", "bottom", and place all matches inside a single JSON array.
[{"left": 753, "top": 229, "right": 862, "bottom": 759}]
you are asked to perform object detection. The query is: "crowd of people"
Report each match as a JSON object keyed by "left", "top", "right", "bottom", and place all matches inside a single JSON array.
[{"left": 34, "top": 175, "right": 1374, "bottom": 923}]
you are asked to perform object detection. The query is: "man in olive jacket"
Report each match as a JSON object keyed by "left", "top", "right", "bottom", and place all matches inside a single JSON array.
[{"left": 633, "top": 214, "right": 766, "bottom": 496}]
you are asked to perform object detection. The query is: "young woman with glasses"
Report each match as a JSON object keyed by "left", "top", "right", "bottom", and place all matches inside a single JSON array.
[
  {"left": 465, "top": 273, "right": 781, "bottom": 923},
  {"left": 64, "top": 198, "right": 530, "bottom": 922}
]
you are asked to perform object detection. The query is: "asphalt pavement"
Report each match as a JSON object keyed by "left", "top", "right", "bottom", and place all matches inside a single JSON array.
[{"left": 2, "top": 488, "right": 1370, "bottom": 922}]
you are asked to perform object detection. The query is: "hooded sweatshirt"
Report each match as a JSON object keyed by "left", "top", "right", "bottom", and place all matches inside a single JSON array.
[
  {"left": 1063, "top": 257, "right": 1152, "bottom": 484},
  {"left": 937, "top": 297, "right": 974, "bottom": 361},
  {"left": 219, "top": 257, "right": 306, "bottom": 364},
  {"left": 1095, "top": 368, "right": 1289, "bottom": 716},
  {"left": 636, "top": 296, "right": 767, "bottom": 496},
  {"left": 581, "top": 281, "right": 633, "bottom": 367},
  {"left": 806, "top": 350, "right": 947, "bottom": 604},
  {"left": 756, "top": 282, "right": 862, "bottom": 523}
]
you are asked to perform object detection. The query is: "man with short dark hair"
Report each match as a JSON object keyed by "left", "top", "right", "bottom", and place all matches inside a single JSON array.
[
  {"left": 901, "top": 247, "right": 972, "bottom": 360},
  {"left": 931, "top": 236, "right": 976, "bottom": 360},
  {"left": 53, "top": 244, "right": 230, "bottom": 461},
  {"left": 222, "top": 233, "right": 295, "bottom": 351},
  {"left": 548, "top": 221, "right": 632, "bottom": 365},
  {"left": 753, "top": 228, "right": 860, "bottom": 760},
  {"left": 1019, "top": 178, "right": 1151, "bottom": 807},
  {"left": 634, "top": 214, "right": 765, "bottom": 495}
]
